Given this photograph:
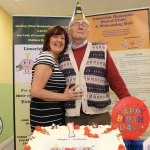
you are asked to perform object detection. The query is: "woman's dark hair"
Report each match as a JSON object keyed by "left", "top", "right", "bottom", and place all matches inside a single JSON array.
[{"left": 43, "top": 26, "right": 69, "bottom": 54}]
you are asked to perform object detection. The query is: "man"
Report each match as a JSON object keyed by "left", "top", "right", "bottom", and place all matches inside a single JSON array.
[{"left": 58, "top": 2, "right": 131, "bottom": 125}]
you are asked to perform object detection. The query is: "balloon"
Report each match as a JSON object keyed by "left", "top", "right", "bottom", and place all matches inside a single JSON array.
[{"left": 111, "top": 96, "right": 150, "bottom": 140}]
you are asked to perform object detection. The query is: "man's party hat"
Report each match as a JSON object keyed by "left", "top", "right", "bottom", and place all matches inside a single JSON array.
[{"left": 69, "top": 2, "right": 88, "bottom": 26}]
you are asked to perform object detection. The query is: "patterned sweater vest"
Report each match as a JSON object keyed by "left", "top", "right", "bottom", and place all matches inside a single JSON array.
[{"left": 58, "top": 42, "right": 111, "bottom": 115}]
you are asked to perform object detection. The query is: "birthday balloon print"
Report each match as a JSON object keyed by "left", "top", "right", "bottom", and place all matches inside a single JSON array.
[{"left": 111, "top": 96, "right": 150, "bottom": 140}]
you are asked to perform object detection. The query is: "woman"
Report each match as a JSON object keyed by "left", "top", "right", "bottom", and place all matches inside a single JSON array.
[{"left": 30, "top": 26, "right": 82, "bottom": 132}]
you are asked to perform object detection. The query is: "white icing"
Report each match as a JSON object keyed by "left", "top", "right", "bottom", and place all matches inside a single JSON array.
[{"left": 27, "top": 125, "right": 126, "bottom": 150}]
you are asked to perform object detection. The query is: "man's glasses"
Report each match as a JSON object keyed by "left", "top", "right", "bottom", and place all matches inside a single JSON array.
[{"left": 71, "top": 22, "right": 89, "bottom": 29}]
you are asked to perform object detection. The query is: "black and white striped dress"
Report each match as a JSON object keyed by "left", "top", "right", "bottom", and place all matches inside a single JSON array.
[{"left": 30, "top": 51, "right": 66, "bottom": 131}]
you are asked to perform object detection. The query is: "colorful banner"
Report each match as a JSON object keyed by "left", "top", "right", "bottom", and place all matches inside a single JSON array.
[
  {"left": 87, "top": 9, "right": 150, "bottom": 50},
  {"left": 13, "top": 8, "right": 150, "bottom": 150}
]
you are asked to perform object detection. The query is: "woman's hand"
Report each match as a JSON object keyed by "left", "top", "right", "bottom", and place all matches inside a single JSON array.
[{"left": 63, "top": 84, "right": 83, "bottom": 101}]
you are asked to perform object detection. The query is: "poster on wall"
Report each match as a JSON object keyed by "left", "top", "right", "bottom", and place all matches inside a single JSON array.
[
  {"left": 13, "top": 8, "right": 150, "bottom": 150},
  {"left": 13, "top": 16, "right": 70, "bottom": 150},
  {"left": 86, "top": 8, "right": 150, "bottom": 139},
  {"left": 87, "top": 9, "right": 150, "bottom": 50}
]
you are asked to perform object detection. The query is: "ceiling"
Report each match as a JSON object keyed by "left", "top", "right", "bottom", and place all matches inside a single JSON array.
[{"left": 0, "top": 0, "right": 150, "bottom": 17}]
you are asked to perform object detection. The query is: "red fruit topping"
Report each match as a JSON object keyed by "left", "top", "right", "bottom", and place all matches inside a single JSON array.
[
  {"left": 24, "top": 145, "right": 31, "bottom": 150},
  {"left": 41, "top": 128, "right": 47, "bottom": 134},
  {"left": 84, "top": 127, "right": 90, "bottom": 132},
  {"left": 74, "top": 124, "right": 80, "bottom": 130},
  {"left": 87, "top": 132, "right": 93, "bottom": 137},
  {"left": 65, "top": 148, "right": 73, "bottom": 150},
  {"left": 84, "top": 130, "right": 90, "bottom": 135},
  {"left": 93, "top": 134, "right": 99, "bottom": 138},
  {"left": 65, "top": 148, "right": 76, "bottom": 150},
  {"left": 118, "top": 144, "right": 126, "bottom": 150},
  {"left": 106, "top": 128, "right": 112, "bottom": 132},
  {"left": 35, "top": 126, "right": 41, "bottom": 131}
]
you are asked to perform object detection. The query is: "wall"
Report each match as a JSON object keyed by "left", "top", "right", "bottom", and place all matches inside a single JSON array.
[{"left": 0, "top": 7, "right": 13, "bottom": 144}]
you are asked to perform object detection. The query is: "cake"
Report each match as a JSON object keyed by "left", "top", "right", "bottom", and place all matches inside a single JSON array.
[{"left": 24, "top": 123, "right": 126, "bottom": 150}]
